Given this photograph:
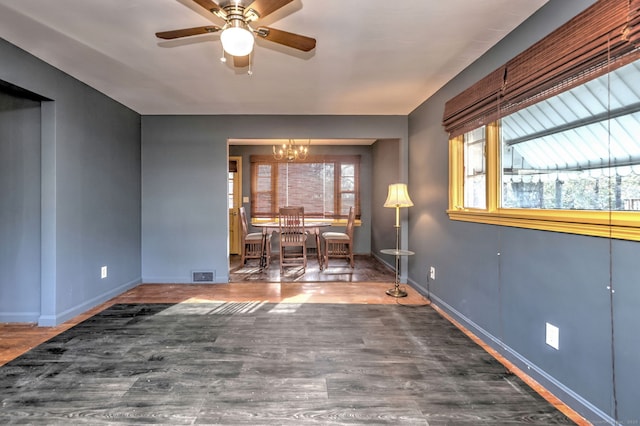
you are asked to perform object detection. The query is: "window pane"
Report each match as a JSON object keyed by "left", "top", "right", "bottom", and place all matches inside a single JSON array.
[
  {"left": 341, "top": 193, "right": 355, "bottom": 216},
  {"left": 341, "top": 176, "right": 354, "bottom": 191},
  {"left": 342, "top": 164, "right": 355, "bottom": 176},
  {"left": 464, "top": 127, "right": 486, "bottom": 209},
  {"left": 323, "top": 164, "right": 335, "bottom": 216},
  {"left": 501, "top": 58, "right": 640, "bottom": 211},
  {"left": 341, "top": 164, "right": 355, "bottom": 192},
  {"left": 228, "top": 173, "right": 234, "bottom": 208}
]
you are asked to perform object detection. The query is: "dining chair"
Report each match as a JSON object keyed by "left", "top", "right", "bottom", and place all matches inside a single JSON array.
[
  {"left": 239, "top": 206, "right": 271, "bottom": 267},
  {"left": 322, "top": 206, "right": 355, "bottom": 268},
  {"left": 278, "top": 206, "right": 307, "bottom": 273}
]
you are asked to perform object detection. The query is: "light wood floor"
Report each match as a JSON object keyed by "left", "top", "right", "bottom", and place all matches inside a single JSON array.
[{"left": 0, "top": 281, "right": 589, "bottom": 425}]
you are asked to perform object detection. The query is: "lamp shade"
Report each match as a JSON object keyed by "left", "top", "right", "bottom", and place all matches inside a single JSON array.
[
  {"left": 384, "top": 183, "right": 413, "bottom": 208},
  {"left": 220, "top": 26, "right": 254, "bottom": 57}
]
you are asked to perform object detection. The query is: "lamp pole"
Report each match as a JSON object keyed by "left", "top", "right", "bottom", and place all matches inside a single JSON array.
[{"left": 388, "top": 208, "right": 405, "bottom": 297}]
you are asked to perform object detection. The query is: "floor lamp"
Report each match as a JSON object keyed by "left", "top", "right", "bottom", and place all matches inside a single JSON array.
[{"left": 382, "top": 183, "right": 414, "bottom": 298}]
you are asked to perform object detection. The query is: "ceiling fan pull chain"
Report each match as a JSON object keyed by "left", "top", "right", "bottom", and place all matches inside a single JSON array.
[
  {"left": 247, "top": 54, "right": 253, "bottom": 76},
  {"left": 219, "top": 44, "right": 227, "bottom": 63}
]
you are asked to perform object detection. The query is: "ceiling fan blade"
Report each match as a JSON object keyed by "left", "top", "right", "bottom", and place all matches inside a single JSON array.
[
  {"left": 234, "top": 55, "right": 250, "bottom": 68},
  {"left": 156, "top": 26, "right": 221, "bottom": 40},
  {"left": 246, "top": 0, "right": 294, "bottom": 19},
  {"left": 256, "top": 27, "right": 316, "bottom": 52},
  {"left": 191, "top": 0, "right": 222, "bottom": 14}
]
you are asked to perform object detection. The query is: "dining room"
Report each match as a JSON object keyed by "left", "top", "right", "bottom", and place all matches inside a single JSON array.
[{"left": 228, "top": 137, "right": 405, "bottom": 284}]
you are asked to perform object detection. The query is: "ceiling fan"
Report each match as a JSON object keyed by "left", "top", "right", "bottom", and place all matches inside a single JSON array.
[{"left": 155, "top": 0, "right": 316, "bottom": 68}]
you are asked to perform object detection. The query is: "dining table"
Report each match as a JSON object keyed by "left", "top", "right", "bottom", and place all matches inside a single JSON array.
[{"left": 252, "top": 221, "right": 332, "bottom": 270}]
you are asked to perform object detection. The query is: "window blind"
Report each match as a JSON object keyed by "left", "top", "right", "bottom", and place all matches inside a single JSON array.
[
  {"left": 250, "top": 155, "right": 360, "bottom": 219},
  {"left": 443, "top": 0, "right": 640, "bottom": 137},
  {"left": 441, "top": 66, "right": 506, "bottom": 140},
  {"left": 628, "top": 0, "right": 640, "bottom": 45}
]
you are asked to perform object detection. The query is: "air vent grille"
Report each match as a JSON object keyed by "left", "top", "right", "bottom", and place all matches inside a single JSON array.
[{"left": 192, "top": 271, "right": 214, "bottom": 282}]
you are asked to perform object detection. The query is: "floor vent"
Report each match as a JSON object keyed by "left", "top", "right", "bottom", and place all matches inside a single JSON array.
[{"left": 192, "top": 271, "right": 214, "bottom": 282}]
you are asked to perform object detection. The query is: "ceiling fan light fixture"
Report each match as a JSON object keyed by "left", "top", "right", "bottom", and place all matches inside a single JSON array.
[
  {"left": 220, "top": 26, "right": 254, "bottom": 57},
  {"left": 155, "top": 0, "right": 316, "bottom": 67}
]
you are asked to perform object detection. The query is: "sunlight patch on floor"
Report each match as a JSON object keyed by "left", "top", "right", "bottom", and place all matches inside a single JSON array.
[{"left": 268, "top": 302, "right": 303, "bottom": 314}]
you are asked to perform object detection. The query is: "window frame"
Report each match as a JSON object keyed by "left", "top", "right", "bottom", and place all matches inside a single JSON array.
[
  {"left": 448, "top": 122, "right": 640, "bottom": 241},
  {"left": 250, "top": 154, "right": 361, "bottom": 222}
]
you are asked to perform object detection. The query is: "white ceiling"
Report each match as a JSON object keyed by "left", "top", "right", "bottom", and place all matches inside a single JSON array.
[
  {"left": 0, "top": 0, "right": 548, "bottom": 116},
  {"left": 229, "top": 138, "right": 376, "bottom": 145}
]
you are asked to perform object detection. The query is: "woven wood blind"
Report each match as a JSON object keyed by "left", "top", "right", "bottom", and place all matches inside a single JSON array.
[
  {"left": 443, "top": 0, "right": 640, "bottom": 138},
  {"left": 442, "top": 66, "right": 505, "bottom": 139},
  {"left": 628, "top": 0, "right": 640, "bottom": 45}
]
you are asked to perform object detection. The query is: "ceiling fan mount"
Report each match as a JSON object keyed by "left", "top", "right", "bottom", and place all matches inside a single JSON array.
[
  {"left": 156, "top": 0, "right": 316, "bottom": 68},
  {"left": 211, "top": 1, "right": 260, "bottom": 23}
]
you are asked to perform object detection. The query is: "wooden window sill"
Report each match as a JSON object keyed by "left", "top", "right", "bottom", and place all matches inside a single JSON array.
[{"left": 447, "top": 208, "right": 640, "bottom": 241}]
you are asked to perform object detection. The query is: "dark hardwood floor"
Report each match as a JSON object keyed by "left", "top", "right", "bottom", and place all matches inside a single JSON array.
[
  {"left": 0, "top": 255, "right": 589, "bottom": 425},
  {"left": 229, "top": 253, "right": 396, "bottom": 283}
]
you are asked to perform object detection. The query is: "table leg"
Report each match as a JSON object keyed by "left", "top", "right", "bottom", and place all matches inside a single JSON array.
[
  {"left": 260, "top": 228, "right": 268, "bottom": 269},
  {"left": 314, "top": 228, "right": 323, "bottom": 270}
]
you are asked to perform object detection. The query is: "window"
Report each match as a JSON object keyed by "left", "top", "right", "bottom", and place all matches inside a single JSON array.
[
  {"left": 447, "top": 57, "right": 640, "bottom": 240},
  {"left": 250, "top": 155, "right": 360, "bottom": 220},
  {"left": 444, "top": 0, "right": 640, "bottom": 241},
  {"left": 228, "top": 159, "right": 238, "bottom": 209},
  {"left": 501, "top": 60, "right": 640, "bottom": 212}
]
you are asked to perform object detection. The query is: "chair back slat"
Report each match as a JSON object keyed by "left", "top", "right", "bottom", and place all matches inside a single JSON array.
[
  {"left": 279, "top": 206, "right": 306, "bottom": 243},
  {"left": 322, "top": 206, "right": 355, "bottom": 268},
  {"left": 345, "top": 206, "right": 355, "bottom": 240},
  {"left": 278, "top": 206, "right": 308, "bottom": 272}
]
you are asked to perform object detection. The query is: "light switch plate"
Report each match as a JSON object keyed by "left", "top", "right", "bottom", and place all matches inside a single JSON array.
[{"left": 545, "top": 322, "right": 559, "bottom": 350}]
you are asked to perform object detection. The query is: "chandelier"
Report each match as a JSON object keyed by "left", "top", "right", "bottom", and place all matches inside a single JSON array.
[{"left": 272, "top": 139, "right": 310, "bottom": 161}]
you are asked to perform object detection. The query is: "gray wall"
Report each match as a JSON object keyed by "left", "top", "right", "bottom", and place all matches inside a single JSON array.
[
  {"left": 0, "top": 92, "right": 41, "bottom": 321},
  {"left": 142, "top": 115, "right": 408, "bottom": 283},
  {"left": 0, "top": 39, "right": 142, "bottom": 325},
  {"left": 371, "top": 139, "right": 405, "bottom": 270},
  {"left": 407, "top": 0, "right": 638, "bottom": 423}
]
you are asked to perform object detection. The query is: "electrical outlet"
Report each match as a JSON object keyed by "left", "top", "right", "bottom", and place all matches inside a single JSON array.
[
  {"left": 545, "top": 322, "right": 559, "bottom": 350},
  {"left": 429, "top": 266, "right": 436, "bottom": 280},
  {"left": 101, "top": 266, "right": 108, "bottom": 279}
]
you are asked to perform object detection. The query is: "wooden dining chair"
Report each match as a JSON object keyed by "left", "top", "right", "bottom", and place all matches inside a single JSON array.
[
  {"left": 322, "top": 206, "right": 355, "bottom": 268},
  {"left": 278, "top": 206, "right": 307, "bottom": 273},
  {"left": 239, "top": 206, "right": 271, "bottom": 267}
]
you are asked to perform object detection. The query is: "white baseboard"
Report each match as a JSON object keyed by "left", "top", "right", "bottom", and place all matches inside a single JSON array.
[{"left": 37, "top": 277, "right": 141, "bottom": 326}]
